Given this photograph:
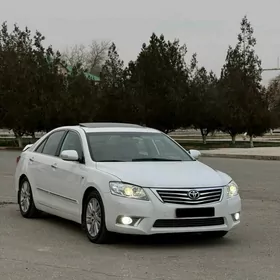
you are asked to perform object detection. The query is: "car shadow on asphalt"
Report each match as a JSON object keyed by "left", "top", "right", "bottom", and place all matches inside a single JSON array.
[
  {"left": 40, "top": 213, "right": 238, "bottom": 249},
  {"left": 113, "top": 233, "right": 237, "bottom": 249}
]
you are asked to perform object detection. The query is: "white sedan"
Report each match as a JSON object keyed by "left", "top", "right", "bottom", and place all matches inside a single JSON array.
[{"left": 15, "top": 123, "right": 241, "bottom": 244}]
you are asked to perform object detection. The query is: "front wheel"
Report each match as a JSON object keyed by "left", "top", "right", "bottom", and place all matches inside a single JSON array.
[
  {"left": 83, "top": 190, "right": 114, "bottom": 244},
  {"left": 19, "top": 178, "right": 40, "bottom": 218}
]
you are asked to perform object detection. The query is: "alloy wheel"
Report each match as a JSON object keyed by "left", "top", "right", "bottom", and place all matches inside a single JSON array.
[
  {"left": 20, "top": 181, "right": 31, "bottom": 213},
  {"left": 86, "top": 198, "right": 102, "bottom": 238}
]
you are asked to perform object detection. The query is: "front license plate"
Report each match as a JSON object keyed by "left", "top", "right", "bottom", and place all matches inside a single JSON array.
[{"left": 176, "top": 207, "right": 215, "bottom": 218}]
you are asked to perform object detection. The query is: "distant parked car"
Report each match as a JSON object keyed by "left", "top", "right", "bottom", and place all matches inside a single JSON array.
[{"left": 14, "top": 123, "right": 241, "bottom": 243}]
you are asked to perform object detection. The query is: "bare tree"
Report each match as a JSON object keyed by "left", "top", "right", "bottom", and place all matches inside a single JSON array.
[
  {"left": 62, "top": 44, "right": 87, "bottom": 68},
  {"left": 86, "top": 40, "right": 110, "bottom": 75},
  {"left": 61, "top": 40, "right": 110, "bottom": 76}
]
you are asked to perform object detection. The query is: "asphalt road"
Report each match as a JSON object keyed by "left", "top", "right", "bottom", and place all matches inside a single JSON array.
[{"left": 0, "top": 150, "right": 280, "bottom": 280}]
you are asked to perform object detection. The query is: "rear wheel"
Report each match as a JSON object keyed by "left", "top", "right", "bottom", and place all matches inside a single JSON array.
[
  {"left": 202, "top": 231, "right": 228, "bottom": 239},
  {"left": 83, "top": 190, "right": 114, "bottom": 244},
  {"left": 19, "top": 178, "right": 40, "bottom": 218}
]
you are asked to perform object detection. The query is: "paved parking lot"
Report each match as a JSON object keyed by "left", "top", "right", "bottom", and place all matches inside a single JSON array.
[{"left": 0, "top": 150, "right": 280, "bottom": 279}]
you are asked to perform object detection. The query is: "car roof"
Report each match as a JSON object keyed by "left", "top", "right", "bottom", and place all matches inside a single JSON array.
[
  {"left": 53, "top": 123, "right": 160, "bottom": 133},
  {"left": 79, "top": 122, "right": 143, "bottom": 128}
]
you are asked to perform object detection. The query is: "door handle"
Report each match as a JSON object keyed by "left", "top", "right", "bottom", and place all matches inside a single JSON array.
[
  {"left": 29, "top": 157, "right": 34, "bottom": 162},
  {"left": 51, "top": 163, "right": 57, "bottom": 169}
]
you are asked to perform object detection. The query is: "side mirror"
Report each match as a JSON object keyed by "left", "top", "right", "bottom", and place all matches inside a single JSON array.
[
  {"left": 60, "top": 150, "right": 79, "bottom": 161},
  {"left": 189, "top": 149, "right": 201, "bottom": 160}
]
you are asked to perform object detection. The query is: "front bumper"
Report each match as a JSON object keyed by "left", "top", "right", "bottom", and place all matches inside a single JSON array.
[{"left": 103, "top": 188, "right": 241, "bottom": 235}]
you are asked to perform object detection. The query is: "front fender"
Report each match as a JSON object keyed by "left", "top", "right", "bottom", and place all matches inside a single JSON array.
[{"left": 216, "top": 170, "right": 232, "bottom": 185}]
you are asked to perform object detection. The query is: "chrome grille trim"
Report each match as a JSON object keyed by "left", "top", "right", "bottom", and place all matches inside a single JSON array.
[{"left": 155, "top": 187, "right": 223, "bottom": 205}]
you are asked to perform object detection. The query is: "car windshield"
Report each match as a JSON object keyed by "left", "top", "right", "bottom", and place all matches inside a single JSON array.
[{"left": 86, "top": 132, "right": 193, "bottom": 162}]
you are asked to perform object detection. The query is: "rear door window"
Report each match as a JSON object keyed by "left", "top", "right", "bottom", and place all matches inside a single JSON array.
[
  {"left": 42, "top": 130, "right": 66, "bottom": 156},
  {"left": 35, "top": 139, "right": 47, "bottom": 153}
]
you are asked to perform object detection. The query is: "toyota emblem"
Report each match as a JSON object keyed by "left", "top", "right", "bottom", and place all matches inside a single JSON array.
[{"left": 188, "top": 190, "right": 200, "bottom": 200}]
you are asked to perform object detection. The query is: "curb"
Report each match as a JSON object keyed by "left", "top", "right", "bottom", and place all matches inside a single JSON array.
[{"left": 201, "top": 153, "right": 280, "bottom": 161}]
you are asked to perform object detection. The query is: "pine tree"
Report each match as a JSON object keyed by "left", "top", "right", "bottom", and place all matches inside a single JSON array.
[
  {"left": 127, "top": 33, "right": 190, "bottom": 132},
  {"left": 97, "top": 43, "right": 128, "bottom": 122},
  {"left": 220, "top": 16, "right": 270, "bottom": 146}
]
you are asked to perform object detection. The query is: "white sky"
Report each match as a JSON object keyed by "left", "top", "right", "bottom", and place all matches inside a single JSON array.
[{"left": 1, "top": 0, "right": 280, "bottom": 85}]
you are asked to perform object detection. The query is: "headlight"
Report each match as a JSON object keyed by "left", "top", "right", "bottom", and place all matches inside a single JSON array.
[
  {"left": 227, "top": 181, "right": 239, "bottom": 198},
  {"left": 109, "top": 182, "right": 149, "bottom": 201}
]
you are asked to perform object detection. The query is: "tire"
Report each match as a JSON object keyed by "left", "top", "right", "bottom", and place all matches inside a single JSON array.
[
  {"left": 83, "top": 190, "right": 113, "bottom": 244},
  {"left": 202, "top": 231, "right": 228, "bottom": 239},
  {"left": 19, "top": 177, "right": 40, "bottom": 218}
]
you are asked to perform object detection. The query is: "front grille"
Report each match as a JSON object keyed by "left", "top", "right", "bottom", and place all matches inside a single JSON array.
[
  {"left": 156, "top": 188, "right": 223, "bottom": 205},
  {"left": 153, "top": 217, "right": 224, "bottom": 228}
]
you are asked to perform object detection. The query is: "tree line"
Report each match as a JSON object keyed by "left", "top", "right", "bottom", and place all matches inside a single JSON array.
[{"left": 0, "top": 16, "right": 280, "bottom": 148}]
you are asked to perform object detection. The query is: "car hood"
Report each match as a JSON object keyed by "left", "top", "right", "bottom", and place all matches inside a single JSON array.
[{"left": 96, "top": 161, "right": 231, "bottom": 188}]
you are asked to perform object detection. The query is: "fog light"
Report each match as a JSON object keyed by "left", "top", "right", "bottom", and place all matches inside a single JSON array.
[
  {"left": 234, "top": 212, "right": 240, "bottom": 221},
  {"left": 121, "top": 216, "right": 133, "bottom": 225}
]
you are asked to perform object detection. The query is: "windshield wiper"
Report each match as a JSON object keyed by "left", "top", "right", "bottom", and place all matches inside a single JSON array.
[{"left": 132, "top": 158, "right": 182, "bottom": 162}]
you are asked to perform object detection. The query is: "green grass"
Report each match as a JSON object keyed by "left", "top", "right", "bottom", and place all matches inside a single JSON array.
[{"left": 179, "top": 141, "right": 280, "bottom": 150}]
